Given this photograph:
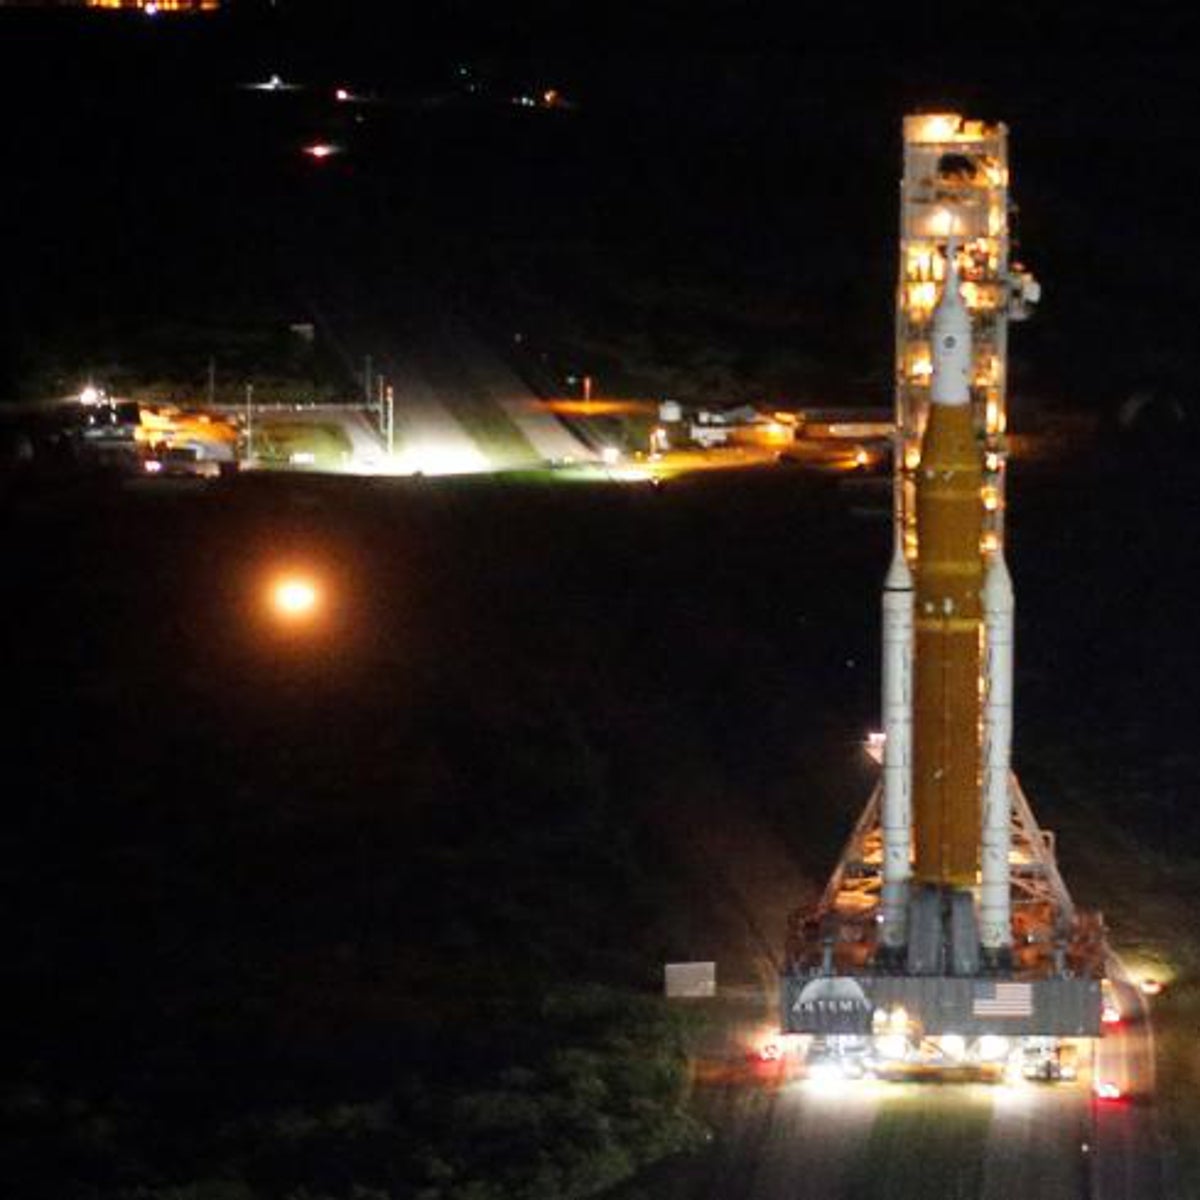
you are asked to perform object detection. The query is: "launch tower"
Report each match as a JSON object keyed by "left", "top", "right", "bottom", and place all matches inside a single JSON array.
[
  {"left": 781, "top": 114, "right": 1103, "bottom": 1077},
  {"left": 895, "top": 113, "right": 1040, "bottom": 560}
]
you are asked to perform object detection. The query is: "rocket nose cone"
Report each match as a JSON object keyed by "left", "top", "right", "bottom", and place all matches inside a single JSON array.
[
  {"left": 934, "top": 257, "right": 969, "bottom": 327},
  {"left": 930, "top": 245, "right": 972, "bottom": 408},
  {"left": 944, "top": 237, "right": 961, "bottom": 287}
]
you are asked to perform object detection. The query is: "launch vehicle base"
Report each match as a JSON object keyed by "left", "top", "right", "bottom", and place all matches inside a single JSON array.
[
  {"left": 798, "top": 1032, "right": 1082, "bottom": 1085},
  {"left": 781, "top": 971, "right": 1102, "bottom": 1038},
  {"left": 781, "top": 772, "right": 1107, "bottom": 1050}
]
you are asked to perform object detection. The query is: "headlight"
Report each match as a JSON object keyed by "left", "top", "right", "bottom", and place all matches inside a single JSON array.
[
  {"left": 807, "top": 1059, "right": 845, "bottom": 1083},
  {"left": 978, "top": 1035, "right": 1010, "bottom": 1062},
  {"left": 940, "top": 1035, "right": 966, "bottom": 1061}
]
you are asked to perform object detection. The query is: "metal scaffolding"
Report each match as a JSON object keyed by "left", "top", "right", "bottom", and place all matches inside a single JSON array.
[{"left": 894, "top": 113, "right": 1040, "bottom": 561}]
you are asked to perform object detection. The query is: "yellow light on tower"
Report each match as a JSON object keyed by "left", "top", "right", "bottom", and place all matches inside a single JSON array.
[
  {"left": 985, "top": 397, "right": 1002, "bottom": 434},
  {"left": 907, "top": 244, "right": 935, "bottom": 280},
  {"left": 910, "top": 114, "right": 961, "bottom": 144},
  {"left": 983, "top": 162, "right": 1007, "bottom": 188},
  {"left": 926, "top": 208, "right": 957, "bottom": 238},
  {"left": 907, "top": 281, "right": 938, "bottom": 315}
]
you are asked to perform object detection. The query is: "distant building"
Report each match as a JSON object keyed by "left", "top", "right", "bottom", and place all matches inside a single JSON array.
[
  {"left": 0, "top": 1, "right": 220, "bottom": 9},
  {"left": 86, "top": 0, "right": 220, "bottom": 9}
]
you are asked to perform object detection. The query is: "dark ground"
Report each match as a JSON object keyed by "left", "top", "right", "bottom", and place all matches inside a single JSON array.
[
  {"left": 2, "top": 429, "right": 1199, "bottom": 1197},
  {"left": 0, "top": 462, "right": 871, "bottom": 1198}
]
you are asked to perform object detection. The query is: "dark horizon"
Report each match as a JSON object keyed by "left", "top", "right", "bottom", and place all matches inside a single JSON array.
[{"left": 4, "top": 9, "right": 1200, "bottom": 417}]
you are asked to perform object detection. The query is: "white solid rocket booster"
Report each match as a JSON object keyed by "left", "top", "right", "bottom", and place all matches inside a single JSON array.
[
  {"left": 980, "top": 552, "right": 1014, "bottom": 951},
  {"left": 880, "top": 537, "right": 913, "bottom": 948}
]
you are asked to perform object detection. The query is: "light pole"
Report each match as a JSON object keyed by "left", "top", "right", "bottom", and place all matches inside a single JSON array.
[
  {"left": 245, "top": 382, "right": 254, "bottom": 462},
  {"left": 1083, "top": 1035, "right": 1098, "bottom": 1198}
]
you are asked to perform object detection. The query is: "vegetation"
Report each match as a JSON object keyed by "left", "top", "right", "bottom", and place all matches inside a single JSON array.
[
  {"left": 2, "top": 987, "right": 699, "bottom": 1200},
  {"left": 5, "top": 315, "right": 353, "bottom": 407}
]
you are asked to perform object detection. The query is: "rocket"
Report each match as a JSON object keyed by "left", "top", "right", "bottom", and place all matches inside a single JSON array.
[
  {"left": 911, "top": 247, "right": 982, "bottom": 891},
  {"left": 879, "top": 246, "right": 1014, "bottom": 966}
]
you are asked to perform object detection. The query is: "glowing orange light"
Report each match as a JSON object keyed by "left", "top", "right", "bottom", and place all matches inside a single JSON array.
[
  {"left": 910, "top": 351, "right": 932, "bottom": 379},
  {"left": 907, "top": 281, "right": 938, "bottom": 314},
  {"left": 537, "top": 398, "right": 652, "bottom": 417},
  {"left": 87, "top": 0, "right": 219, "bottom": 8},
  {"left": 271, "top": 577, "right": 320, "bottom": 619},
  {"left": 303, "top": 143, "right": 338, "bottom": 160}
]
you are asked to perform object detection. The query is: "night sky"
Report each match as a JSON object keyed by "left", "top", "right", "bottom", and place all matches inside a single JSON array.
[{"left": 4, "top": 4, "right": 1200, "bottom": 415}]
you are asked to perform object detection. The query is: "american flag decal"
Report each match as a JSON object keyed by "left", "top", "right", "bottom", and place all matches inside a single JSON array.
[{"left": 973, "top": 982, "right": 1033, "bottom": 1018}]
